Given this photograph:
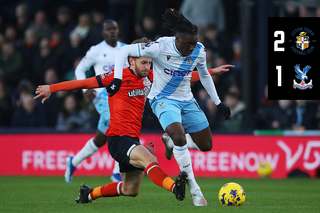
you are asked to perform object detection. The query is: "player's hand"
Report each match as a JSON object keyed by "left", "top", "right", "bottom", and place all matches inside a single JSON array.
[
  {"left": 217, "top": 102, "right": 231, "bottom": 120},
  {"left": 212, "top": 64, "right": 235, "bottom": 75},
  {"left": 106, "top": 78, "right": 122, "bottom": 97},
  {"left": 84, "top": 89, "right": 96, "bottom": 100},
  {"left": 34, "top": 85, "right": 51, "bottom": 104}
]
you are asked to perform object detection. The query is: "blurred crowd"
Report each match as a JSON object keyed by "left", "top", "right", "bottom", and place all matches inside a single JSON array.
[{"left": 0, "top": 0, "right": 319, "bottom": 132}]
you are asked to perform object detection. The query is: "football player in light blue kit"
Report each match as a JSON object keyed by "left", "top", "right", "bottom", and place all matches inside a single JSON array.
[
  {"left": 65, "top": 19, "right": 128, "bottom": 184},
  {"left": 107, "top": 9, "right": 231, "bottom": 206}
]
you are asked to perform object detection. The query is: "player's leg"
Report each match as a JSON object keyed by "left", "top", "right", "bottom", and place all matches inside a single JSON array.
[
  {"left": 108, "top": 134, "right": 187, "bottom": 201},
  {"left": 129, "top": 143, "right": 188, "bottom": 201},
  {"left": 179, "top": 98, "right": 212, "bottom": 206},
  {"left": 94, "top": 101, "right": 122, "bottom": 182},
  {"left": 161, "top": 133, "right": 200, "bottom": 158},
  {"left": 149, "top": 98, "right": 198, "bottom": 203},
  {"left": 65, "top": 128, "right": 106, "bottom": 184}
]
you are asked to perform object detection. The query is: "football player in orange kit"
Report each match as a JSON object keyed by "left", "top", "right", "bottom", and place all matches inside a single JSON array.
[{"left": 34, "top": 37, "right": 232, "bottom": 203}]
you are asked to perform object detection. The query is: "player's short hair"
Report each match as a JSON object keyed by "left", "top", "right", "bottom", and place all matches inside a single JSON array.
[
  {"left": 102, "top": 19, "right": 117, "bottom": 29},
  {"left": 162, "top": 8, "right": 197, "bottom": 36},
  {"left": 128, "top": 37, "right": 152, "bottom": 66}
]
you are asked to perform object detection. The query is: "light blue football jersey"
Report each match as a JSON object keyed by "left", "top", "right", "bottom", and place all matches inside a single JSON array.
[
  {"left": 135, "top": 37, "right": 207, "bottom": 101},
  {"left": 76, "top": 41, "right": 127, "bottom": 102}
]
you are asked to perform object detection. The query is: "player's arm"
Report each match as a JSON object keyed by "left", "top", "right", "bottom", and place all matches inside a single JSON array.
[
  {"left": 196, "top": 51, "right": 230, "bottom": 119},
  {"left": 34, "top": 75, "right": 108, "bottom": 104},
  {"left": 107, "top": 42, "right": 160, "bottom": 96},
  {"left": 190, "top": 65, "right": 234, "bottom": 82},
  {"left": 75, "top": 47, "right": 97, "bottom": 100}
]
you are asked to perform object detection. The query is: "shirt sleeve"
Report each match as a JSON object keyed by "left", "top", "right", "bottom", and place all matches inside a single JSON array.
[
  {"left": 196, "top": 47, "right": 221, "bottom": 105},
  {"left": 49, "top": 76, "right": 100, "bottom": 93},
  {"left": 75, "top": 47, "right": 96, "bottom": 93},
  {"left": 114, "top": 42, "right": 160, "bottom": 79}
]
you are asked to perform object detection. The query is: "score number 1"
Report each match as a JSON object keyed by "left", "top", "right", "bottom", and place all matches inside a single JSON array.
[{"left": 276, "top": 66, "right": 282, "bottom": 87}]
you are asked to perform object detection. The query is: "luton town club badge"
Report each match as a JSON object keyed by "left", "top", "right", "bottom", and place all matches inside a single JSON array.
[
  {"left": 296, "top": 31, "right": 309, "bottom": 51},
  {"left": 293, "top": 64, "right": 312, "bottom": 90}
]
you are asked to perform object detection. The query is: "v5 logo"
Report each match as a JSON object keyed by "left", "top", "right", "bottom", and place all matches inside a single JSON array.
[{"left": 277, "top": 140, "right": 320, "bottom": 170}]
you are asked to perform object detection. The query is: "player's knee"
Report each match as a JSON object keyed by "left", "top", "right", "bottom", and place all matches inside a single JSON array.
[
  {"left": 198, "top": 141, "right": 212, "bottom": 152},
  {"left": 93, "top": 137, "right": 107, "bottom": 147},
  {"left": 170, "top": 134, "right": 187, "bottom": 146},
  {"left": 145, "top": 155, "right": 157, "bottom": 166}
]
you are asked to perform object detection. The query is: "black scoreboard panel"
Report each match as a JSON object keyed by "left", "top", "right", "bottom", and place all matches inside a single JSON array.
[{"left": 268, "top": 17, "right": 319, "bottom": 100}]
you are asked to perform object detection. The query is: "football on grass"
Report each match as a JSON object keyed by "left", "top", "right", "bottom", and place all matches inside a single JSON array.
[{"left": 218, "top": 182, "right": 246, "bottom": 206}]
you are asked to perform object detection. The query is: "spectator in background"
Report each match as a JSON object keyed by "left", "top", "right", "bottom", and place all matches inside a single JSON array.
[
  {"left": 205, "top": 99, "right": 219, "bottom": 130},
  {"left": 291, "top": 100, "right": 318, "bottom": 131},
  {"left": 271, "top": 100, "right": 293, "bottom": 130},
  {"left": 107, "top": 0, "right": 135, "bottom": 43},
  {"left": 135, "top": 14, "right": 161, "bottom": 41},
  {"left": 31, "top": 38, "right": 58, "bottom": 85},
  {"left": 69, "top": 13, "right": 92, "bottom": 48},
  {"left": 50, "top": 29, "right": 67, "bottom": 59},
  {"left": 64, "top": 57, "right": 82, "bottom": 81},
  {"left": 62, "top": 33, "right": 86, "bottom": 75},
  {"left": 0, "top": 79, "right": 13, "bottom": 127},
  {"left": 196, "top": 88, "right": 209, "bottom": 110},
  {"left": 0, "top": 33, "right": 5, "bottom": 47},
  {"left": 218, "top": 91, "right": 253, "bottom": 132},
  {"left": 284, "top": 5, "right": 299, "bottom": 17},
  {"left": 180, "top": 0, "right": 225, "bottom": 32},
  {"left": 56, "top": 92, "right": 91, "bottom": 131},
  {"left": 15, "top": 3, "right": 30, "bottom": 39},
  {"left": 87, "top": 10, "right": 105, "bottom": 45},
  {"left": 0, "top": 15, "right": 5, "bottom": 34},
  {"left": 28, "top": 10, "right": 51, "bottom": 40},
  {"left": 5, "top": 25, "right": 22, "bottom": 48},
  {"left": 12, "top": 93, "right": 47, "bottom": 128},
  {"left": 255, "top": 84, "right": 276, "bottom": 130},
  {"left": 203, "top": 24, "right": 233, "bottom": 63},
  {"left": 21, "top": 28, "right": 38, "bottom": 78},
  {"left": 53, "top": 6, "right": 76, "bottom": 41},
  {"left": 0, "top": 41, "right": 23, "bottom": 90},
  {"left": 43, "top": 68, "right": 63, "bottom": 127}
]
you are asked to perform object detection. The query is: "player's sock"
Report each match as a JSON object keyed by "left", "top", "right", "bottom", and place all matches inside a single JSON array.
[
  {"left": 112, "top": 161, "right": 120, "bottom": 174},
  {"left": 173, "top": 144, "right": 200, "bottom": 194},
  {"left": 146, "top": 162, "right": 175, "bottom": 192},
  {"left": 185, "top": 134, "right": 200, "bottom": 150},
  {"left": 72, "top": 137, "right": 98, "bottom": 166},
  {"left": 89, "top": 181, "right": 123, "bottom": 201}
]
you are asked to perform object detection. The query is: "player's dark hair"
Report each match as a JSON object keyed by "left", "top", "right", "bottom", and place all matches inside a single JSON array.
[
  {"left": 103, "top": 19, "right": 117, "bottom": 29},
  {"left": 162, "top": 8, "right": 197, "bottom": 35},
  {"left": 128, "top": 37, "right": 152, "bottom": 66}
]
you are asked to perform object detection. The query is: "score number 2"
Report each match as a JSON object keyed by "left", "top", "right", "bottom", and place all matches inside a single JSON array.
[{"left": 274, "top": 31, "right": 285, "bottom": 52}]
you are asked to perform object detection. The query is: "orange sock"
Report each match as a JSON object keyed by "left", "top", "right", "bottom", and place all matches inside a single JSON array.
[
  {"left": 146, "top": 162, "right": 175, "bottom": 192},
  {"left": 90, "top": 181, "right": 123, "bottom": 200}
]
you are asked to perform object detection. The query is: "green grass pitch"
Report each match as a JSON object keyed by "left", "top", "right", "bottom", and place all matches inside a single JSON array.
[{"left": 0, "top": 176, "right": 319, "bottom": 213}]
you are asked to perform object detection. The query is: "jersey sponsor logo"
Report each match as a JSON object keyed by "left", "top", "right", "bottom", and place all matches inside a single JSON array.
[
  {"left": 128, "top": 87, "right": 150, "bottom": 97},
  {"left": 167, "top": 55, "right": 171, "bottom": 61},
  {"left": 164, "top": 68, "right": 192, "bottom": 77},
  {"left": 103, "top": 65, "right": 114, "bottom": 75}
]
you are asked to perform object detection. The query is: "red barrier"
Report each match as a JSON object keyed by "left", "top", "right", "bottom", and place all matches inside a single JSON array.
[{"left": 1, "top": 134, "right": 319, "bottom": 178}]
